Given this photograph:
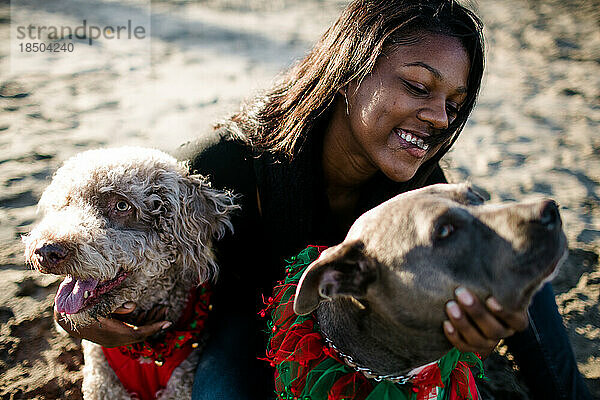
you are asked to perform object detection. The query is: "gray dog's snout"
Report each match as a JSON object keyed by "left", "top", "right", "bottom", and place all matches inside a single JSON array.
[
  {"left": 34, "top": 243, "right": 69, "bottom": 269},
  {"left": 538, "top": 200, "right": 560, "bottom": 231}
]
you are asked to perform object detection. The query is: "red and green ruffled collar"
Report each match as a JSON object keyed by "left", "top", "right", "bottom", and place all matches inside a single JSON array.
[
  {"left": 115, "top": 282, "right": 212, "bottom": 365},
  {"left": 261, "top": 246, "right": 485, "bottom": 400}
]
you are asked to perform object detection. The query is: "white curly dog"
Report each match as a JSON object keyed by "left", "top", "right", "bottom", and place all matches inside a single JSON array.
[{"left": 23, "top": 147, "right": 238, "bottom": 400}]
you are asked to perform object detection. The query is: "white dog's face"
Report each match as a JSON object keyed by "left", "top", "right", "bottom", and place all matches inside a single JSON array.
[{"left": 23, "top": 147, "right": 236, "bottom": 326}]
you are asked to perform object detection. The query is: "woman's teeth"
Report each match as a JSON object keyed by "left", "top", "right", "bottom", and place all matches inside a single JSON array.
[{"left": 397, "top": 130, "right": 429, "bottom": 150}]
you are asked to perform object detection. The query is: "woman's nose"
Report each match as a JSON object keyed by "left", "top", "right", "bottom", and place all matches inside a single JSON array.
[{"left": 417, "top": 101, "right": 449, "bottom": 130}]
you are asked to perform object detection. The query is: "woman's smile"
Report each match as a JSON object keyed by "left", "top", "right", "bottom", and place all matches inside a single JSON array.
[
  {"left": 391, "top": 128, "right": 430, "bottom": 157},
  {"left": 325, "top": 32, "right": 470, "bottom": 184}
]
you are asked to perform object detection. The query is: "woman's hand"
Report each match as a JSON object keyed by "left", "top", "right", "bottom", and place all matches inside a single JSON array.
[
  {"left": 54, "top": 303, "right": 172, "bottom": 348},
  {"left": 443, "top": 287, "right": 529, "bottom": 357}
]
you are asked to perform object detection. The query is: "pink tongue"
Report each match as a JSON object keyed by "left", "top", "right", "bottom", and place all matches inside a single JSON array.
[{"left": 55, "top": 276, "right": 99, "bottom": 314}]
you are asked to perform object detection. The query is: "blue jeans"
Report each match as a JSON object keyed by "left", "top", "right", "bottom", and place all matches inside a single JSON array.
[
  {"left": 192, "top": 311, "right": 271, "bottom": 400},
  {"left": 505, "top": 283, "right": 592, "bottom": 399},
  {"left": 193, "top": 284, "right": 591, "bottom": 399}
]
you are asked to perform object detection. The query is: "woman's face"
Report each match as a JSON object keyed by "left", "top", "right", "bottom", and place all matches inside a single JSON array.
[{"left": 338, "top": 33, "right": 470, "bottom": 183}]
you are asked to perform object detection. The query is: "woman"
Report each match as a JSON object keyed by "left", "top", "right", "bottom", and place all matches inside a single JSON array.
[{"left": 57, "top": 0, "right": 590, "bottom": 398}]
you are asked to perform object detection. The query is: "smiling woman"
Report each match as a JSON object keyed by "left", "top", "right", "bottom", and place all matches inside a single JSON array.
[
  {"left": 325, "top": 33, "right": 470, "bottom": 186},
  {"left": 55, "top": 0, "right": 591, "bottom": 399}
]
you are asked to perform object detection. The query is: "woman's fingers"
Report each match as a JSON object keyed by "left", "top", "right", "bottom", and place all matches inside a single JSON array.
[
  {"left": 443, "top": 319, "right": 488, "bottom": 355},
  {"left": 454, "top": 288, "right": 515, "bottom": 340},
  {"left": 112, "top": 302, "right": 137, "bottom": 314},
  {"left": 94, "top": 317, "right": 171, "bottom": 348},
  {"left": 485, "top": 297, "right": 529, "bottom": 332},
  {"left": 443, "top": 287, "right": 532, "bottom": 356},
  {"left": 145, "top": 306, "right": 168, "bottom": 324},
  {"left": 444, "top": 300, "right": 499, "bottom": 356},
  {"left": 122, "top": 305, "right": 168, "bottom": 326},
  {"left": 54, "top": 304, "right": 171, "bottom": 348},
  {"left": 128, "top": 320, "right": 172, "bottom": 343}
]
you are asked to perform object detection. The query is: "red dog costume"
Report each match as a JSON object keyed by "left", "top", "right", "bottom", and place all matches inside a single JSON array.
[{"left": 102, "top": 284, "right": 212, "bottom": 400}]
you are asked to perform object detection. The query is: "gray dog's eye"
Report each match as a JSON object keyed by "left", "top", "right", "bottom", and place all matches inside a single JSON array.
[
  {"left": 115, "top": 200, "right": 131, "bottom": 212},
  {"left": 436, "top": 224, "right": 455, "bottom": 239}
]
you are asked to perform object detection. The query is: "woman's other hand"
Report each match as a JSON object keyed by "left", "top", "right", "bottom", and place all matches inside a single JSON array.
[
  {"left": 443, "top": 287, "right": 529, "bottom": 357},
  {"left": 54, "top": 303, "right": 172, "bottom": 348}
]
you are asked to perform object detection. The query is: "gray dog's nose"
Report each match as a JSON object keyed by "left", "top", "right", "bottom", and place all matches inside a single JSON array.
[
  {"left": 34, "top": 243, "right": 69, "bottom": 269},
  {"left": 539, "top": 200, "right": 560, "bottom": 231}
]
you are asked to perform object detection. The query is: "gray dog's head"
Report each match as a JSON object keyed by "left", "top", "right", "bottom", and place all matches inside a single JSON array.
[
  {"left": 23, "top": 147, "right": 237, "bottom": 327},
  {"left": 294, "top": 183, "right": 567, "bottom": 371}
]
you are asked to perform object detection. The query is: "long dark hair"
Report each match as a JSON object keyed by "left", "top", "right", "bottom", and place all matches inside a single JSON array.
[{"left": 222, "top": 0, "right": 484, "bottom": 185}]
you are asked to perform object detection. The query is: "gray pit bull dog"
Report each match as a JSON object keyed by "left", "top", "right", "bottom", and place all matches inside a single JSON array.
[{"left": 294, "top": 183, "right": 567, "bottom": 376}]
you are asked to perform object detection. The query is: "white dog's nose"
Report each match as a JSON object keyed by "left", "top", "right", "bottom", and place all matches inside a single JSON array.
[{"left": 34, "top": 243, "right": 69, "bottom": 270}]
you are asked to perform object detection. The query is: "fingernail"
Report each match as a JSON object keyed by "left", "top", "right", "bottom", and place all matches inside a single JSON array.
[
  {"left": 443, "top": 320, "right": 455, "bottom": 334},
  {"left": 486, "top": 297, "right": 503, "bottom": 312},
  {"left": 123, "top": 302, "right": 135, "bottom": 309},
  {"left": 455, "top": 287, "right": 474, "bottom": 306},
  {"left": 161, "top": 322, "right": 172, "bottom": 330},
  {"left": 446, "top": 301, "right": 462, "bottom": 319},
  {"left": 124, "top": 322, "right": 137, "bottom": 330}
]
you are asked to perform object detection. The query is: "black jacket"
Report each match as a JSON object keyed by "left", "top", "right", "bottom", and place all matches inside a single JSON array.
[{"left": 176, "top": 129, "right": 447, "bottom": 313}]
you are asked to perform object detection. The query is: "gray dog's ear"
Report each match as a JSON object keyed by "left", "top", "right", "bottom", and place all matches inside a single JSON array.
[
  {"left": 424, "top": 183, "right": 487, "bottom": 206},
  {"left": 294, "top": 241, "right": 378, "bottom": 315},
  {"left": 463, "top": 184, "right": 488, "bottom": 205},
  {"left": 155, "top": 172, "right": 239, "bottom": 283}
]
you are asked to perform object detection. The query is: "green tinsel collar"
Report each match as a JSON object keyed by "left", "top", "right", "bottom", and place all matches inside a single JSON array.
[{"left": 261, "top": 246, "right": 485, "bottom": 400}]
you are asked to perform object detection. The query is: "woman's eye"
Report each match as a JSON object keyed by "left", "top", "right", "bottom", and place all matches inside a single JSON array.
[
  {"left": 403, "top": 80, "right": 428, "bottom": 95},
  {"left": 446, "top": 103, "right": 460, "bottom": 120},
  {"left": 436, "top": 223, "right": 455, "bottom": 239},
  {"left": 115, "top": 200, "right": 131, "bottom": 212}
]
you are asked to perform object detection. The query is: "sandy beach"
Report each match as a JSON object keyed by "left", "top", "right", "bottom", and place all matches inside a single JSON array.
[{"left": 0, "top": 0, "right": 598, "bottom": 398}]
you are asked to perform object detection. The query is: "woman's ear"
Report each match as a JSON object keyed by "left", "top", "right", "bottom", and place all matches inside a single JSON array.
[{"left": 294, "top": 241, "right": 378, "bottom": 315}]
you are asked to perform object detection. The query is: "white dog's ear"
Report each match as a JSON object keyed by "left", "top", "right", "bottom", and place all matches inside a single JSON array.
[
  {"left": 160, "top": 173, "right": 239, "bottom": 283},
  {"left": 294, "top": 241, "right": 377, "bottom": 316},
  {"left": 184, "top": 173, "right": 239, "bottom": 240}
]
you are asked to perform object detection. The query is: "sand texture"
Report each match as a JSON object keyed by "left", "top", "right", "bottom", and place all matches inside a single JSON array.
[{"left": 0, "top": 0, "right": 598, "bottom": 398}]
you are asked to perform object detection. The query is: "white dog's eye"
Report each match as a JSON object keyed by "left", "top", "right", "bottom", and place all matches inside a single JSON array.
[
  {"left": 436, "top": 224, "right": 455, "bottom": 239},
  {"left": 115, "top": 200, "right": 131, "bottom": 212}
]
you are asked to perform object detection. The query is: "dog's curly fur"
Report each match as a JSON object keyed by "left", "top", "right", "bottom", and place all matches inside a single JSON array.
[{"left": 23, "top": 147, "right": 238, "bottom": 400}]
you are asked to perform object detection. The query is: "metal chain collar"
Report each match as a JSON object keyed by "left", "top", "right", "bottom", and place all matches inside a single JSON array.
[{"left": 322, "top": 336, "right": 418, "bottom": 385}]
